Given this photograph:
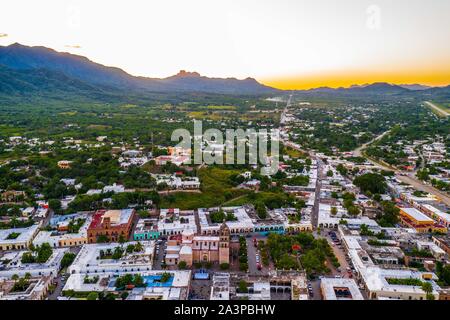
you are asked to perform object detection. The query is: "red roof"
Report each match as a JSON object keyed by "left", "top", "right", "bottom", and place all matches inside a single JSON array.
[{"left": 88, "top": 210, "right": 106, "bottom": 229}]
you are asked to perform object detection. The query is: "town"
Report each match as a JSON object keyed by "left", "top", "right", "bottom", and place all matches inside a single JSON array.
[{"left": 1, "top": 93, "right": 449, "bottom": 301}]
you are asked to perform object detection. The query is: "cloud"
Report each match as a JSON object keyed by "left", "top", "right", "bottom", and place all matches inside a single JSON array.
[
  {"left": 64, "top": 44, "right": 81, "bottom": 49},
  {"left": 0, "top": 33, "right": 8, "bottom": 38}
]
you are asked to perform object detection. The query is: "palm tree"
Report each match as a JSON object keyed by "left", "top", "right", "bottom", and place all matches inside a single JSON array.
[
  {"left": 11, "top": 274, "right": 19, "bottom": 282},
  {"left": 421, "top": 282, "right": 434, "bottom": 300},
  {"left": 24, "top": 272, "right": 32, "bottom": 280},
  {"left": 11, "top": 215, "right": 18, "bottom": 228},
  {"left": 134, "top": 241, "right": 143, "bottom": 252}
]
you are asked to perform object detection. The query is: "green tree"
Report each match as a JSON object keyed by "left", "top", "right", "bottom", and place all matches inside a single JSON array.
[
  {"left": 421, "top": 282, "right": 434, "bottom": 300},
  {"left": 61, "top": 252, "right": 76, "bottom": 269},
  {"left": 86, "top": 292, "right": 99, "bottom": 300},
  {"left": 238, "top": 280, "right": 248, "bottom": 293},
  {"left": 347, "top": 205, "right": 360, "bottom": 216},
  {"left": 353, "top": 173, "right": 387, "bottom": 195},
  {"left": 160, "top": 272, "right": 171, "bottom": 283},
  {"left": 118, "top": 235, "right": 126, "bottom": 244},
  {"left": 378, "top": 201, "right": 400, "bottom": 227},
  {"left": 126, "top": 244, "right": 135, "bottom": 254},
  {"left": 48, "top": 199, "right": 62, "bottom": 213},
  {"left": 219, "top": 263, "right": 230, "bottom": 270},
  {"left": 97, "top": 235, "right": 109, "bottom": 243},
  {"left": 112, "top": 246, "right": 124, "bottom": 260},
  {"left": 255, "top": 202, "right": 267, "bottom": 219}
]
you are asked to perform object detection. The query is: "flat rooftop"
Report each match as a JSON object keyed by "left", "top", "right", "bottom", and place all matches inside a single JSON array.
[
  {"left": 321, "top": 278, "right": 364, "bottom": 300},
  {"left": 89, "top": 209, "right": 134, "bottom": 229},
  {"left": 0, "top": 224, "right": 39, "bottom": 245},
  {"left": 400, "top": 207, "right": 434, "bottom": 223}
]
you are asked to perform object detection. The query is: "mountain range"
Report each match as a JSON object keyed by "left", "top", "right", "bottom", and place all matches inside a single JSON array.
[
  {"left": 0, "top": 43, "right": 276, "bottom": 96},
  {"left": 0, "top": 43, "right": 449, "bottom": 101}
]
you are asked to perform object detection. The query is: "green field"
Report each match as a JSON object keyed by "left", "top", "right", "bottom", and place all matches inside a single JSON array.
[{"left": 160, "top": 167, "right": 247, "bottom": 209}]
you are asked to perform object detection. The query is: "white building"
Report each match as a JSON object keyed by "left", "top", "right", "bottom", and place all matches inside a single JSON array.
[
  {"left": 33, "top": 214, "right": 92, "bottom": 248},
  {"left": 210, "top": 272, "right": 230, "bottom": 300},
  {"left": 0, "top": 248, "right": 67, "bottom": 278},
  {"left": 340, "top": 232, "right": 441, "bottom": 300},
  {"left": 420, "top": 204, "right": 450, "bottom": 228},
  {"left": 152, "top": 174, "right": 200, "bottom": 190},
  {"left": 68, "top": 241, "right": 155, "bottom": 275},
  {"left": 0, "top": 224, "right": 40, "bottom": 251},
  {"left": 320, "top": 278, "right": 364, "bottom": 300},
  {"left": 63, "top": 270, "right": 191, "bottom": 300},
  {"left": 103, "top": 183, "right": 125, "bottom": 194},
  {"left": 318, "top": 203, "right": 379, "bottom": 229},
  {"left": 157, "top": 209, "right": 197, "bottom": 236}
]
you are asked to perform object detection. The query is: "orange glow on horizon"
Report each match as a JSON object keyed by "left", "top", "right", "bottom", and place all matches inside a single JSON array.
[{"left": 261, "top": 68, "right": 450, "bottom": 90}]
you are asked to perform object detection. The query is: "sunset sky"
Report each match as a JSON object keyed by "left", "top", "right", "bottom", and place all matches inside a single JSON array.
[{"left": 1, "top": 0, "right": 449, "bottom": 89}]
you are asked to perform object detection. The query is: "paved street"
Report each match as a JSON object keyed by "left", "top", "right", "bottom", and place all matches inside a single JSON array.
[
  {"left": 309, "top": 279, "right": 322, "bottom": 300},
  {"left": 353, "top": 130, "right": 391, "bottom": 158},
  {"left": 424, "top": 101, "right": 450, "bottom": 117},
  {"left": 397, "top": 173, "right": 450, "bottom": 206},
  {"left": 311, "top": 158, "right": 323, "bottom": 228},
  {"left": 324, "top": 232, "right": 350, "bottom": 276},
  {"left": 246, "top": 236, "right": 269, "bottom": 276},
  {"left": 153, "top": 240, "right": 166, "bottom": 269},
  {"left": 48, "top": 246, "right": 81, "bottom": 300}
]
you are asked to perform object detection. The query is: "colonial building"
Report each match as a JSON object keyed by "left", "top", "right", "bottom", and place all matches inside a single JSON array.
[
  {"left": 165, "top": 222, "right": 230, "bottom": 266},
  {"left": 87, "top": 209, "right": 135, "bottom": 243}
]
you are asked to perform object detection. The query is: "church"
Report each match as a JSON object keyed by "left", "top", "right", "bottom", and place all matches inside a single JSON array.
[{"left": 165, "top": 222, "right": 230, "bottom": 266}]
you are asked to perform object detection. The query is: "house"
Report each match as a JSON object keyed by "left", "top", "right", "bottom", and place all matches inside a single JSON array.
[
  {"left": 134, "top": 218, "right": 160, "bottom": 240},
  {"left": 57, "top": 161, "right": 72, "bottom": 169},
  {"left": 1, "top": 190, "right": 25, "bottom": 203},
  {"left": 102, "top": 183, "right": 125, "bottom": 194}
]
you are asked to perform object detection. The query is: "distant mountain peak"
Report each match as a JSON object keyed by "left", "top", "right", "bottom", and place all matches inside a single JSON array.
[
  {"left": 173, "top": 70, "right": 201, "bottom": 78},
  {"left": 399, "top": 84, "right": 432, "bottom": 91}
]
